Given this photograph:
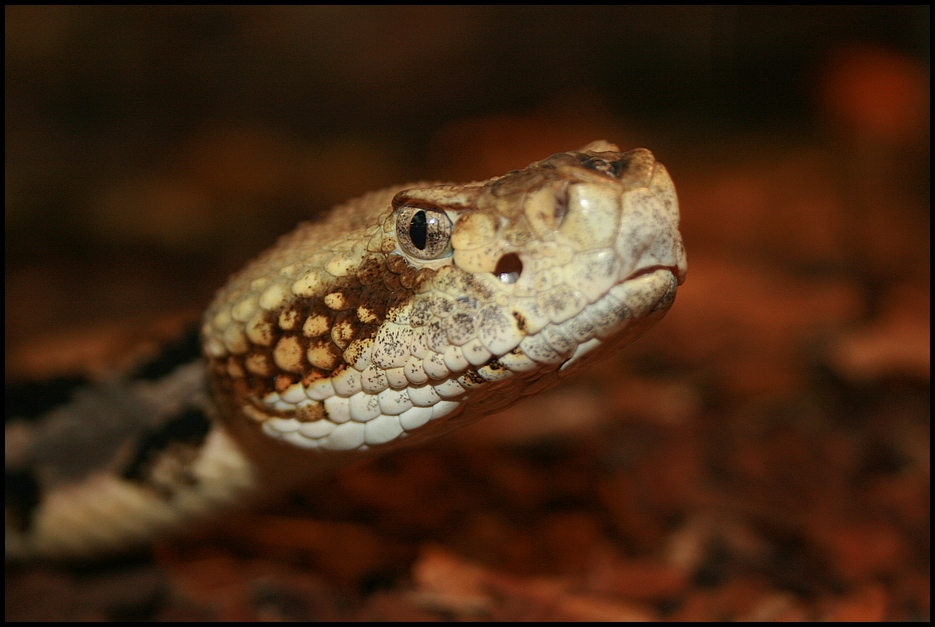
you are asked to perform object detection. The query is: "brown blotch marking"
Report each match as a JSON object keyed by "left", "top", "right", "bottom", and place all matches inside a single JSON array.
[
  {"left": 232, "top": 377, "right": 253, "bottom": 399},
  {"left": 301, "top": 368, "right": 330, "bottom": 387},
  {"left": 246, "top": 315, "right": 278, "bottom": 347},
  {"left": 357, "top": 284, "right": 391, "bottom": 324},
  {"left": 384, "top": 289, "right": 415, "bottom": 322},
  {"left": 241, "top": 403, "right": 274, "bottom": 424},
  {"left": 275, "top": 373, "right": 298, "bottom": 393},
  {"left": 386, "top": 253, "right": 409, "bottom": 274},
  {"left": 324, "top": 279, "right": 362, "bottom": 311},
  {"left": 209, "top": 363, "right": 278, "bottom": 417},
  {"left": 338, "top": 276, "right": 364, "bottom": 298},
  {"left": 412, "top": 267, "right": 436, "bottom": 292},
  {"left": 295, "top": 402, "right": 326, "bottom": 422},
  {"left": 306, "top": 337, "right": 343, "bottom": 371},
  {"left": 225, "top": 356, "right": 245, "bottom": 378},
  {"left": 343, "top": 323, "right": 381, "bottom": 366},
  {"left": 273, "top": 335, "right": 308, "bottom": 374},
  {"left": 330, "top": 363, "right": 349, "bottom": 381},
  {"left": 460, "top": 369, "right": 486, "bottom": 386},
  {"left": 512, "top": 311, "right": 527, "bottom": 333},
  {"left": 358, "top": 280, "right": 388, "bottom": 317},
  {"left": 356, "top": 306, "right": 379, "bottom": 325},
  {"left": 356, "top": 256, "right": 386, "bottom": 285},
  {"left": 483, "top": 356, "right": 508, "bottom": 372},
  {"left": 303, "top": 300, "right": 334, "bottom": 337},
  {"left": 357, "top": 323, "right": 381, "bottom": 340},
  {"left": 245, "top": 352, "right": 275, "bottom": 377},
  {"left": 398, "top": 265, "right": 419, "bottom": 289},
  {"left": 278, "top": 302, "right": 307, "bottom": 331},
  {"left": 344, "top": 336, "right": 374, "bottom": 368},
  {"left": 379, "top": 233, "right": 397, "bottom": 254},
  {"left": 324, "top": 291, "right": 349, "bottom": 311},
  {"left": 386, "top": 298, "right": 409, "bottom": 324},
  {"left": 241, "top": 371, "right": 276, "bottom": 400},
  {"left": 366, "top": 277, "right": 396, "bottom": 303},
  {"left": 382, "top": 270, "right": 401, "bottom": 292},
  {"left": 330, "top": 312, "right": 358, "bottom": 350}
]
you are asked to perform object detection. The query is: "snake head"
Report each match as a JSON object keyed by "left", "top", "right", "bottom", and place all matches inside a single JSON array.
[{"left": 203, "top": 143, "right": 686, "bottom": 453}]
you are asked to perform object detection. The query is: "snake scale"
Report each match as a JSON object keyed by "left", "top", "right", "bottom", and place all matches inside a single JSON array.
[{"left": 6, "top": 142, "right": 686, "bottom": 559}]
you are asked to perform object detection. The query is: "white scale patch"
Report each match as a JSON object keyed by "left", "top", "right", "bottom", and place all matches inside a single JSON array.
[
  {"left": 262, "top": 386, "right": 465, "bottom": 449},
  {"left": 257, "top": 268, "right": 672, "bottom": 451}
]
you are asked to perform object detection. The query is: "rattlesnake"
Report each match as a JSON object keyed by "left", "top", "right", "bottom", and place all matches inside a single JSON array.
[{"left": 5, "top": 141, "right": 686, "bottom": 559}]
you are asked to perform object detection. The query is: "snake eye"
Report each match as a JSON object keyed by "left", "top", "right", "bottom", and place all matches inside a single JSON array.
[{"left": 396, "top": 205, "right": 453, "bottom": 260}]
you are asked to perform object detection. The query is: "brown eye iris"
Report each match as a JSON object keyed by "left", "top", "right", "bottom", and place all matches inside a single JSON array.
[{"left": 396, "top": 205, "right": 452, "bottom": 260}]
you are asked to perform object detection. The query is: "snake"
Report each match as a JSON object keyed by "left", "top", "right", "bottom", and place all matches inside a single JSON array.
[{"left": 5, "top": 141, "right": 686, "bottom": 559}]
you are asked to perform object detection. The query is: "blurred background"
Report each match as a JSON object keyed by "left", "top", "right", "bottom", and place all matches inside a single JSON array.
[{"left": 5, "top": 6, "right": 929, "bottom": 621}]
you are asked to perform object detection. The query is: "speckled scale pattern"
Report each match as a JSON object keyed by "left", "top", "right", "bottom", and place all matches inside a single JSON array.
[{"left": 201, "top": 142, "right": 686, "bottom": 453}]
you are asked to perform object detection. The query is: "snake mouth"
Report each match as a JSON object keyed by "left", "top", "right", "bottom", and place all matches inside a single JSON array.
[{"left": 625, "top": 264, "right": 685, "bottom": 286}]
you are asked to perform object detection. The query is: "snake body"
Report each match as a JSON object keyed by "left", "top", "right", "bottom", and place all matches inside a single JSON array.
[{"left": 6, "top": 142, "right": 686, "bottom": 559}]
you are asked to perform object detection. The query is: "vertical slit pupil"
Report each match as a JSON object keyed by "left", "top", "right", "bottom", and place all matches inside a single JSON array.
[{"left": 410, "top": 210, "right": 428, "bottom": 250}]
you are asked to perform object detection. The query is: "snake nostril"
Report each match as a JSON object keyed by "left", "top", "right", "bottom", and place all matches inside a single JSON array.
[{"left": 494, "top": 253, "right": 523, "bottom": 284}]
